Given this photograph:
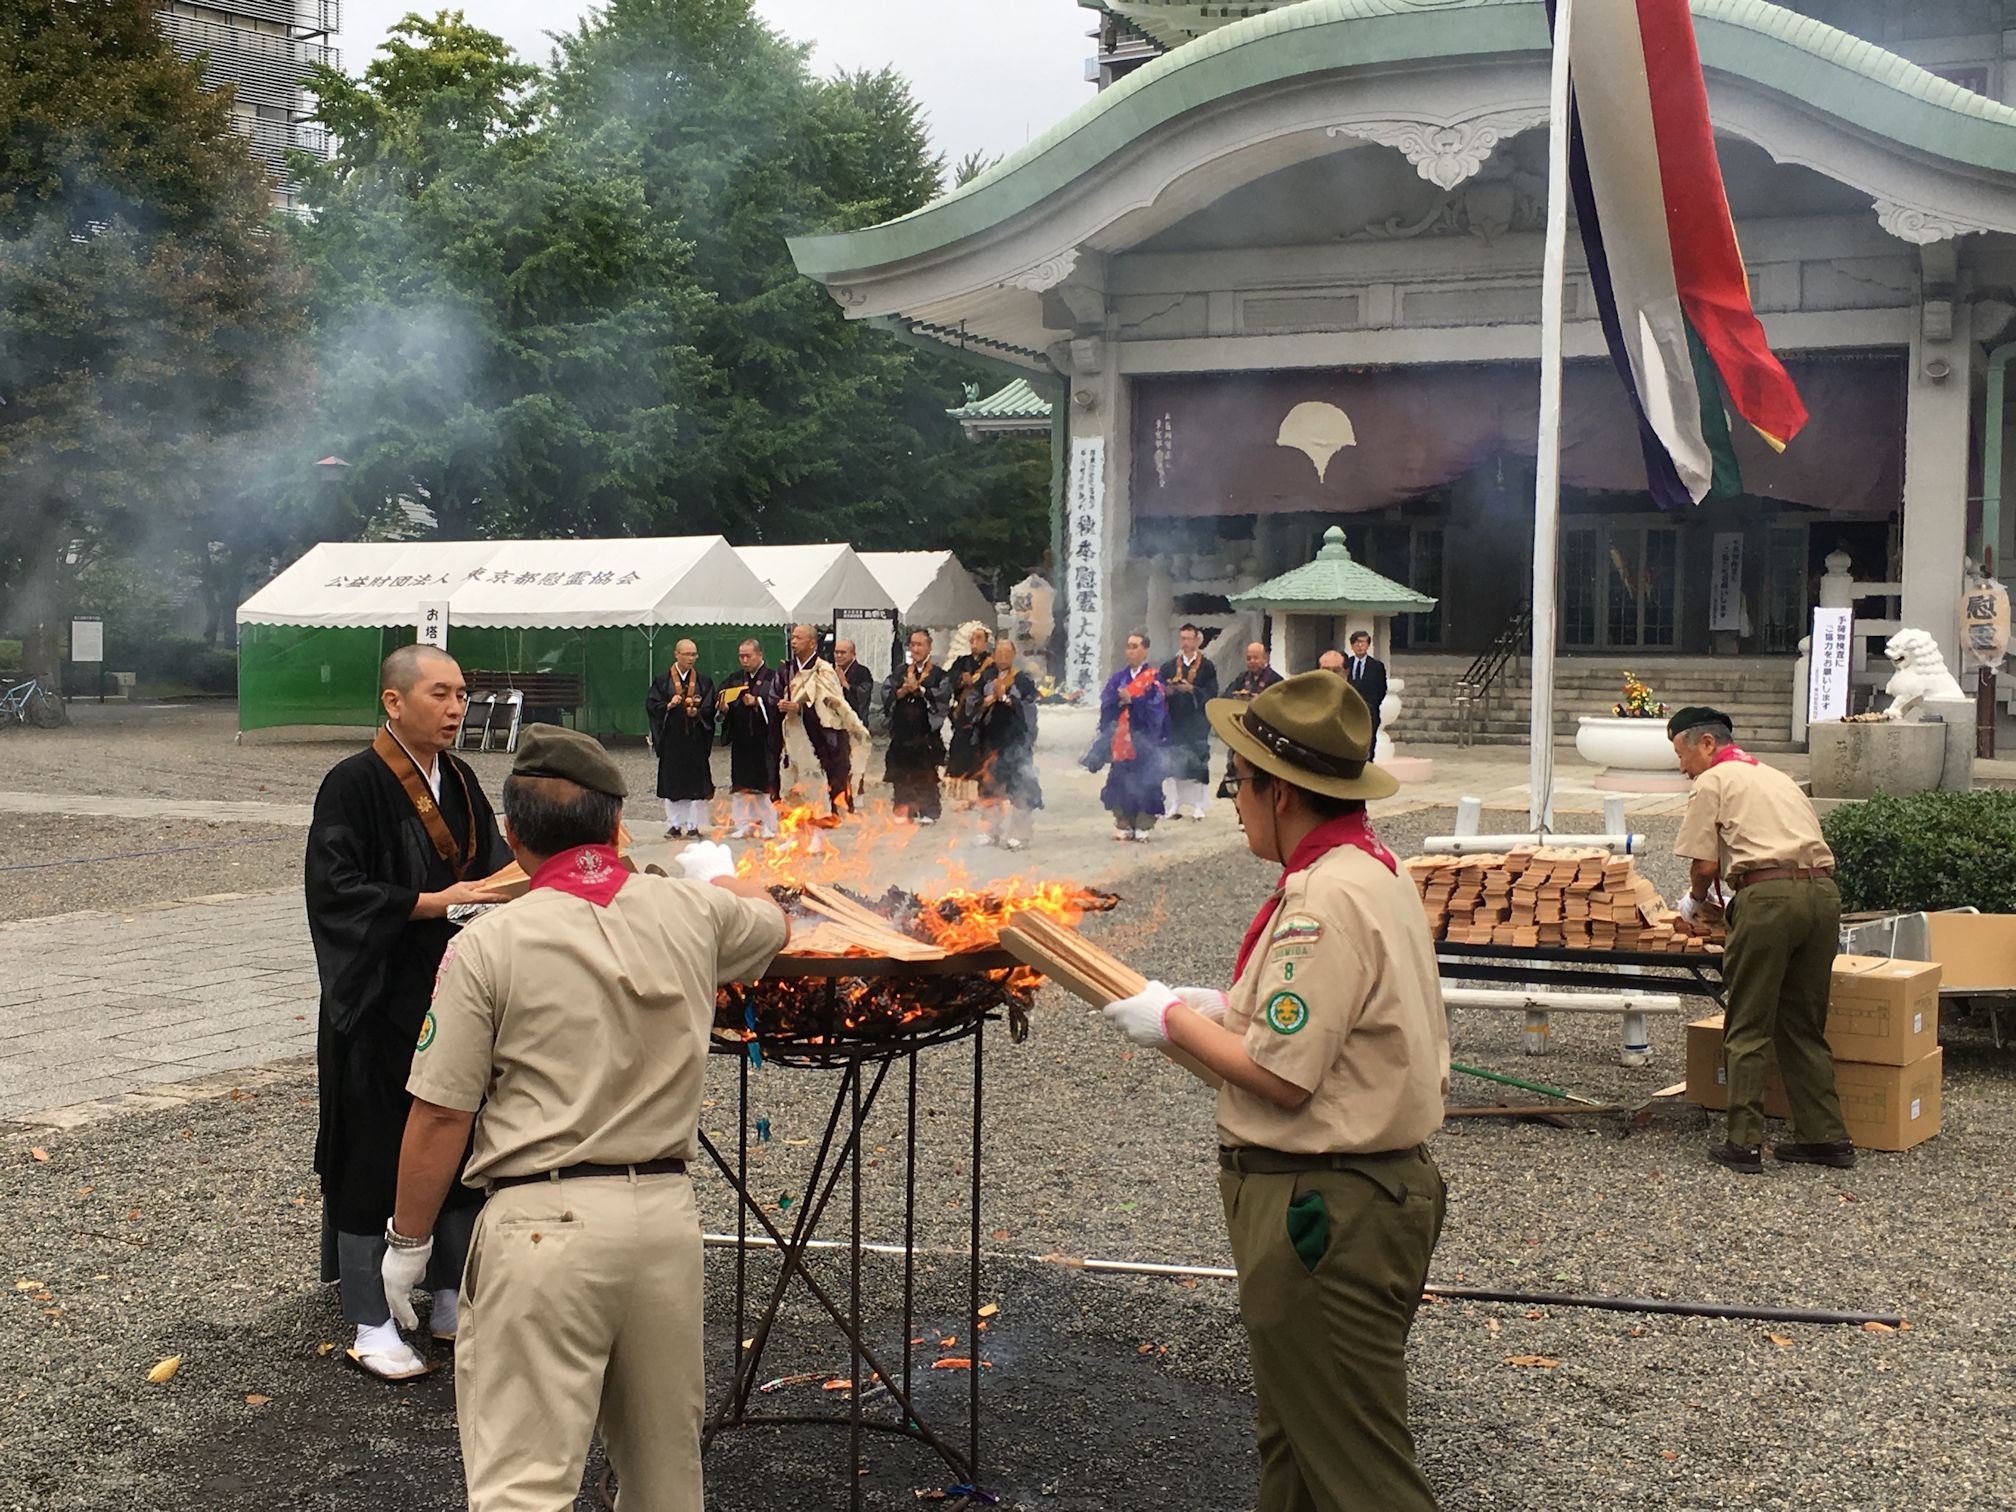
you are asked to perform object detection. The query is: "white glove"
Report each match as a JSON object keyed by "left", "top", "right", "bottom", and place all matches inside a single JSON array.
[
  {"left": 677, "top": 840, "right": 737, "bottom": 883},
  {"left": 380, "top": 1230, "right": 433, "bottom": 1330},
  {"left": 1102, "top": 980, "right": 1181, "bottom": 1046},
  {"left": 1171, "top": 986, "right": 1228, "bottom": 1023},
  {"left": 1677, "top": 893, "right": 1704, "bottom": 924}
]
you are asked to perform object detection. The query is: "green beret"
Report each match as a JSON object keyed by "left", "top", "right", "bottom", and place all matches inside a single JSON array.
[
  {"left": 512, "top": 723, "right": 628, "bottom": 798},
  {"left": 1666, "top": 705, "right": 1734, "bottom": 740}
]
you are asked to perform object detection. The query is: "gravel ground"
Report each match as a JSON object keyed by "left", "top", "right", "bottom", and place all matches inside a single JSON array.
[
  {"left": 0, "top": 814, "right": 305, "bottom": 922},
  {"left": 5, "top": 802, "right": 2015, "bottom": 1510}
]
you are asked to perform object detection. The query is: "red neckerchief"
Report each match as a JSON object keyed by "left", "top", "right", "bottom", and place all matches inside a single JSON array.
[
  {"left": 527, "top": 844, "right": 628, "bottom": 908},
  {"left": 1709, "top": 744, "right": 1759, "bottom": 768},
  {"left": 1112, "top": 665, "right": 1159, "bottom": 762},
  {"left": 1233, "top": 812, "right": 1397, "bottom": 979}
]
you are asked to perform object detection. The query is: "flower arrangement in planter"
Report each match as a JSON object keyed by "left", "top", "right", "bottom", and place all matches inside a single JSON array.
[{"left": 1611, "top": 673, "right": 1669, "bottom": 720}]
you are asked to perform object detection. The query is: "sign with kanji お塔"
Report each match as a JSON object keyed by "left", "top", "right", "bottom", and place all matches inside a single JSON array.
[{"left": 417, "top": 600, "right": 450, "bottom": 650}]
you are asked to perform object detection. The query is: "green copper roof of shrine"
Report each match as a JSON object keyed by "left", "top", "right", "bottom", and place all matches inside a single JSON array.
[
  {"left": 946, "top": 378, "right": 1054, "bottom": 424},
  {"left": 790, "top": 0, "right": 2016, "bottom": 280},
  {"left": 1230, "top": 526, "right": 1438, "bottom": 614}
]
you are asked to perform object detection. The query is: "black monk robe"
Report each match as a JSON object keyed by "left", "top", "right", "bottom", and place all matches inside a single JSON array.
[
  {"left": 305, "top": 743, "right": 509, "bottom": 1259},
  {"left": 648, "top": 667, "right": 719, "bottom": 801}
]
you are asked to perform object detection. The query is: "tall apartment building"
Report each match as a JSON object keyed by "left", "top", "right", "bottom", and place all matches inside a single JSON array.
[{"left": 155, "top": 0, "right": 339, "bottom": 208}]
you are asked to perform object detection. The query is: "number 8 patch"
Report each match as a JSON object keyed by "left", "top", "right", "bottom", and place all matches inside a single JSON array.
[{"left": 1263, "top": 991, "right": 1309, "bottom": 1035}]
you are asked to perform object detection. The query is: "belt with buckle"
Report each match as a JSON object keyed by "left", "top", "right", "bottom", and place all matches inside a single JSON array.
[
  {"left": 1217, "top": 1145, "right": 1429, "bottom": 1202},
  {"left": 1729, "top": 866, "right": 1833, "bottom": 891},
  {"left": 488, "top": 1158, "right": 686, "bottom": 1192}
]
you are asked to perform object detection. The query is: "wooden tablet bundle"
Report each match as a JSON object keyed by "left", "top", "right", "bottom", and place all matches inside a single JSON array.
[{"left": 1402, "top": 846, "right": 1724, "bottom": 952}]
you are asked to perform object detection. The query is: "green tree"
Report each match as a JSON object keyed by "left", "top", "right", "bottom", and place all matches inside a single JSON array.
[
  {"left": 0, "top": 0, "right": 310, "bottom": 663},
  {"left": 543, "top": 1, "right": 956, "bottom": 544},
  {"left": 293, "top": 12, "right": 716, "bottom": 541}
]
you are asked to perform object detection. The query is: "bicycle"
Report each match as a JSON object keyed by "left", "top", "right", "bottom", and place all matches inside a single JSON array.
[{"left": 0, "top": 677, "right": 67, "bottom": 729}]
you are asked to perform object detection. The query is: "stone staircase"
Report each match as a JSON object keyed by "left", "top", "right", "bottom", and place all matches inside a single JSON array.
[{"left": 1390, "top": 655, "right": 1800, "bottom": 752}]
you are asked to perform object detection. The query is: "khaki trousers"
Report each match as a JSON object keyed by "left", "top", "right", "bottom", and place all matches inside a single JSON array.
[
  {"left": 1220, "top": 1149, "right": 1446, "bottom": 1512},
  {"left": 457, "top": 1172, "right": 704, "bottom": 1512},
  {"left": 1720, "top": 876, "right": 1848, "bottom": 1149}
]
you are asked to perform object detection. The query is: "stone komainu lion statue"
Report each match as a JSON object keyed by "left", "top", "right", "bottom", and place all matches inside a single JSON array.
[{"left": 1882, "top": 629, "right": 1965, "bottom": 722}]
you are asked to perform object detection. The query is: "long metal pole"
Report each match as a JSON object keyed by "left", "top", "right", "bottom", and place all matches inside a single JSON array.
[{"left": 1529, "top": 0, "right": 1576, "bottom": 832}]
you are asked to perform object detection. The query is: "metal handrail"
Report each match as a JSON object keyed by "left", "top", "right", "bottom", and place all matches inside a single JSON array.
[{"left": 1453, "top": 601, "right": 1532, "bottom": 747}]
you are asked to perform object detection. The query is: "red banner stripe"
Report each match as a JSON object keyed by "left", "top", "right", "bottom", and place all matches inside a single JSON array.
[{"left": 1636, "top": 0, "right": 1807, "bottom": 447}]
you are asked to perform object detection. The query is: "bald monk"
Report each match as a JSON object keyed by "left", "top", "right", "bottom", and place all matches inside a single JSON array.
[
  {"left": 648, "top": 639, "right": 718, "bottom": 836},
  {"left": 305, "top": 644, "right": 511, "bottom": 1379}
]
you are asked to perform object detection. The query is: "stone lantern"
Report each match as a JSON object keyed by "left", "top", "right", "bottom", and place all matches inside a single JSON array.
[{"left": 1228, "top": 525, "right": 1438, "bottom": 779}]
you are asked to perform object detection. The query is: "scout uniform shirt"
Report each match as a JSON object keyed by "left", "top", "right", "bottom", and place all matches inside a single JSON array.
[
  {"left": 408, "top": 871, "right": 787, "bottom": 1181},
  {"left": 1673, "top": 759, "right": 1834, "bottom": 880},
  {"left": 1219, "top": 845, "right": 1451, "bottom": 1155}
]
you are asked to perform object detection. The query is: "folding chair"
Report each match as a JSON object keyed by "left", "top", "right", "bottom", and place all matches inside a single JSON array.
[
  {"left": 487, "top": 689, "right": 525, "bottom": 753},
  {"left": 458, "top": 692, "right": 497, "bottom": 751}
]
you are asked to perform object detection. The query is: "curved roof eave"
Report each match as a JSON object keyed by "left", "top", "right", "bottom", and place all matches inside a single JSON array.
[{"left": 788, "top": 0, "right": 2016, "bottom": 282}]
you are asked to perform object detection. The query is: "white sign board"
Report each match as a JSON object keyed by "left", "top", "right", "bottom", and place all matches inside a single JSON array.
[
  {"left": 1708, "top": 533, "right": 1743, "bottom": 633},
  {"left": 1064, "top": 436, "right": 1107, "bottom": 693},
  {"left": 417, "top": 600, "right": 450, "bottom": 650},
  {"left": 1809, "top": 607, "right": 1853, "bottom": 724},
  {"left": 70, "top": 617, "right": 104, "bottom": 663}
]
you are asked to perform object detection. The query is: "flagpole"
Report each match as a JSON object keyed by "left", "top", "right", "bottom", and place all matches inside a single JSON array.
[{"left": 1529, "top": 0, "right": 1575, "bottom": 833}]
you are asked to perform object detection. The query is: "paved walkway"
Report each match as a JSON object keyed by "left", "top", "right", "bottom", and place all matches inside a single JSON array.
[
  {"left": 0, "top": 731, "right": 1988, "bottom": 1133},
  {"left": 0, "top": 892, "right": 317, "bottom": 1127},
  {"left": 0, "top": 790, "right": 315, "bottom": 825}
]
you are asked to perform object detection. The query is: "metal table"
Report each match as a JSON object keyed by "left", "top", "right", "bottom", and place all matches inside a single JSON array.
[{"left": 1436, "top": 941, "right": 1726, "bottom": 1004}]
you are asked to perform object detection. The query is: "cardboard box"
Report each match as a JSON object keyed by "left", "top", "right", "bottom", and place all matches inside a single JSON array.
[
  {"left": 1684, "top": 1015, "right": 1790, "bottom": 1118},
  {"left": 1832, "top": 1049, "right": 1943, "bottom": 1152},
  {"left": 1923, "top": 913, "right": 2016, "bottom": 990},
  {"left": 1684, "top": 1015, "right": 1942, "bottom": 1151},
  {"left": 1827, "top": 956, "right": 1940, "bottom": 1066}
]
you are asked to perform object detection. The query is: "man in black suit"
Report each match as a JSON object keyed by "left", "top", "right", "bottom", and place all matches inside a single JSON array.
[{"left": 1345, "top": 630, "right": 1388, "bottom": 757}]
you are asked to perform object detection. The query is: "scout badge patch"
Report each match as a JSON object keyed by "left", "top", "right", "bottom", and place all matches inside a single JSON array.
[
  {"left": 1263, "top": 991, "right": 1309, "bottom": 1035},
  {"left": 416, "top": 1010, "right": 437, "bottom": 1051}
]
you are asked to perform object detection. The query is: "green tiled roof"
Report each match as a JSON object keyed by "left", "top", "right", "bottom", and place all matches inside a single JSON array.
[
  {"left": 946, "top": 378, "right": 1054, "bottom": 423},
  {"left": 790, "top": 0, "right": 2016, "bottom": 281},
  {"left": 1230, "top": 526, "right": 1438, "bottom": 614}
]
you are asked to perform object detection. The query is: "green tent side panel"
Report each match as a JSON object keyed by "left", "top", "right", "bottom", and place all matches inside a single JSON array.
[
  {"left": 449, "top": 626, "right": 784, "bottom": 738},
  {"left": 238, "top": 624, "right": 392, "bottom": 730}
]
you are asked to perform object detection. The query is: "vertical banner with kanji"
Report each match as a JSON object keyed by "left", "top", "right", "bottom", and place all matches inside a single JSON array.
[
  {"left": 1809, "top": 607, "right": 1852, "bottom": 723},
  {"left": 1708, "top": 533, "right": 1743, "bottom": 632},
  {"left": 1064, "top": 436, "right": 1106, "bottom": 693},
  {"left": 418, "top": 600, "right": 450, "bottom": 651}
]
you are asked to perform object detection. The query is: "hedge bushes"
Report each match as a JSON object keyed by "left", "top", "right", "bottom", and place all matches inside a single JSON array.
[
  {"left": 1824, "top": 790, "right": 2016, "bottom": 914},
  {"left": 0, "top": 640, "right": 20, "bottom": 675}
]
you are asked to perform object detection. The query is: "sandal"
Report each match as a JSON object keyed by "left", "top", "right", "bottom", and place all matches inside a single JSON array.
[{"left": 344, "top": 1343, "right": 436, "bottom": 1382}]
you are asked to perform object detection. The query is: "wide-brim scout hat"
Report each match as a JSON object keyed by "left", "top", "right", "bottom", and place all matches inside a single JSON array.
[
  {"left": 1206, "top": 670, "right": 1398, "bottom": 801},
  {"left": 513, "top": 723, "right": 629, "bottom": 799}
]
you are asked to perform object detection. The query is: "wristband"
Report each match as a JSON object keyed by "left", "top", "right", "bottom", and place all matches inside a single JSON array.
[{"left": 384, "top": 1222, "right": 431, "bottom": 1250}]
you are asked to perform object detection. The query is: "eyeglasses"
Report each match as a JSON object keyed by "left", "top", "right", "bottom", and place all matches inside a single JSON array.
[{"left": 1219, "top": 775, "right": 1250, "bottom": 798}]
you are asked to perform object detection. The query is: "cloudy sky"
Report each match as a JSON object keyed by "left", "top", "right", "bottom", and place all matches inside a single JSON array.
[{"left": 334, "top": 1, "right": 1097, "bottom": 166}]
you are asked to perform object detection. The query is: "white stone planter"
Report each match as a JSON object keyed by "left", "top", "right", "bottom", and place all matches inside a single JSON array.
[{"left": 1575, "top": 716, "right": 1687, "bottom": 792}]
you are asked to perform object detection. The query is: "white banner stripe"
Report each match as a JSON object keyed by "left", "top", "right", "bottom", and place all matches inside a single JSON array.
[{"left": 1569, "top": 0, "right": 1712, "bottom": 500}]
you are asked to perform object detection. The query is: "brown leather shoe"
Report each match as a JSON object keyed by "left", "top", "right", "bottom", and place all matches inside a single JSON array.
[
  {"left": 1772, "top": 1138, "right": 1857, "bottom": 1169},
  {"left": 1708, "top": 1141, "right": 1764, "bottom": 1174}
]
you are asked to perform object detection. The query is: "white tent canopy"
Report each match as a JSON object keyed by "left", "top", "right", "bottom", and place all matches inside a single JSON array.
[
  {"left": 858, "top": 551, "right": 995, "bottom": 636},
  {"left": 238, "top": 537, "right": 787, "bottom": 629},
  {"left": 235, "top": 541, "right": 502, "bottom": 629},
  {"left": 735, "top": 543, "right": 895, "bottom": 625}
]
